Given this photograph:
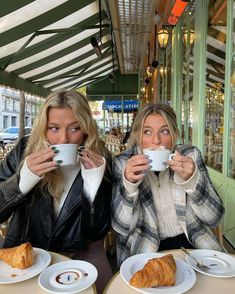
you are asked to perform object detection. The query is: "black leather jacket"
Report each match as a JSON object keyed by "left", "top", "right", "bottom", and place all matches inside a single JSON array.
[{"left": 0, "top": 137, "right": 112, "bottom": 252}]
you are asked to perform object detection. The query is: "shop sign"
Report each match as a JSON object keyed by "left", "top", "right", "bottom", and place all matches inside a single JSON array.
[{"left": 102, "top": 100, "right": 138, "bottom": 112}]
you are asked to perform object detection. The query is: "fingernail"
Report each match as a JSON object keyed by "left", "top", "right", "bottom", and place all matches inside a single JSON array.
[
  {"left": 56, "top": 160, "right": 63, "bottom": 163},
  {"left": 54, "top": 149, "right": 59, "bottom": 153},
  {"left": 51, "top": 146, "right": 56, "bottom": 150},
  {"left": 78, "top": 146, "right": 85, "bottom": 152},
  {"left": 162, "top": 161, "right": 168, "bottom": 166},
  {"left": 144, "top": 155, "right": 149, "bottom": 158},
  {"left": 148, "top": 159, "right": 152, "bottom": 163}
]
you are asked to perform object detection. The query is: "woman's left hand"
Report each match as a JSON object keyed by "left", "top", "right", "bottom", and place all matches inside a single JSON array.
[
  {"left": 167, "top": 150, "right": 195, "bottom": 181},
  {"left": 78, "top": 146, "right": 104, "bottom": 169}
]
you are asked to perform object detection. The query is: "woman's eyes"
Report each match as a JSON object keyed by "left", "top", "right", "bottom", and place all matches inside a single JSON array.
[
  {"left": 143, "top": 128, "right": 170, "bottom": 136},
  {"left": 48, "top": 126, "right": 81, "bottom": 132}
]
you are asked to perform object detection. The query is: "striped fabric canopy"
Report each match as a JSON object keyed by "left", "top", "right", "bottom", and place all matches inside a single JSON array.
[{"left": 0, "top": 0, "right": 117, "bottom": 96}]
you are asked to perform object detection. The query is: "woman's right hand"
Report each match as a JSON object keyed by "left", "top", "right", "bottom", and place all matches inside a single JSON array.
[
  {"left": 124, "top": 154, "right": 151, "bottom": 183},
  {"left": 26, "top": 147, "right": 58, "bottom": 176}
]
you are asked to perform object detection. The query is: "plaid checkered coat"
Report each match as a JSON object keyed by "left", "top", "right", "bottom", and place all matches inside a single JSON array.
[{"left": 111, "top": 144, "right": 224, "bottom": 266}]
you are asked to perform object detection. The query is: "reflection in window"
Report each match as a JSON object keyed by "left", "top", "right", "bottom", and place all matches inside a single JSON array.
[{"left": 204, "top": 0, "right": 226, "bottom": 172}]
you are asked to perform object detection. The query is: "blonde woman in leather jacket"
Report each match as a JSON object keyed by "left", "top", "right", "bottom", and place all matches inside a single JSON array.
[{"left": 0, "top": 90, "right": 112, "bottom": 293}]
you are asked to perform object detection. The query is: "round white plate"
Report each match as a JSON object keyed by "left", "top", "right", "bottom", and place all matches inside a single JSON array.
[
  {"left": 120, "top": 252, "right": 196, "bottom": 294},
  {"left": 186, "top": 249, "right": 235, "bottom": 278},
  {"left": 0, "top": 248, "right": 51, "bottom": 284},
  {"left": 38, "top": 260, "right": 97, "bottom": 294}
]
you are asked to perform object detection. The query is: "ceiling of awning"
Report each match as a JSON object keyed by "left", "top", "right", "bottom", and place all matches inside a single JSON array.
[
  {"left": 108, "top": 0, "right": 157, "bottom": 74},
  {"left": 0, "top": 0, "right": 119, "bottom": 96}
]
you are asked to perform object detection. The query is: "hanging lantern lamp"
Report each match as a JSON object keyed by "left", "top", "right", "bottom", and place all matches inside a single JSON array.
[{"left": 157, "top": 28, "right": 170, "bottom": 49}]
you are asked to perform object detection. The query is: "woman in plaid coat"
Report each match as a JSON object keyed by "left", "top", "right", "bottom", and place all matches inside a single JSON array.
[{"left": 111, "top": 103, "right": 224, "bottom": 266}]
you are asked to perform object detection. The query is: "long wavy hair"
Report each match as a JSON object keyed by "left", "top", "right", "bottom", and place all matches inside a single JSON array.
[
  {"left": 127, "top": 103, "right": 179, "bottom": 150},
  {"left": 23, "top": 90, "right": 108, "bottom": 199}
]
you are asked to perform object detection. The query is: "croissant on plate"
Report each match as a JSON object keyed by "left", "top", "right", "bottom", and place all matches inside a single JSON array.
[
  {"left": 0, "top": 242, "right": 34, "bottom": 269},
  {"left": 129, "top": 254, "right": 176, "bottom": 288}
]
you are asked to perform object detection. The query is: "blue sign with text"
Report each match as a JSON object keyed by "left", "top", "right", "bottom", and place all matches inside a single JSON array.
[{"left": 102, "top": 100, "right": 138, "bottom": 112}]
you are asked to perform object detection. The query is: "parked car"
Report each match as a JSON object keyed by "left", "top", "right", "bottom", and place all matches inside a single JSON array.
[{"left": 0, "top": 126, "right": 32, "bottom": 147}]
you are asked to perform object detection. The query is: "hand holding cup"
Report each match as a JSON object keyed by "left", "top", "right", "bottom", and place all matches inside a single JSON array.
[{"left": 167, "top": 150, "right": 195, "bottom": 180}]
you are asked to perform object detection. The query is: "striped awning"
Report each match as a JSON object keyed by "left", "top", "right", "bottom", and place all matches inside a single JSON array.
[{"left": 0, "top": 0, "right": 118, "bottom": 96}]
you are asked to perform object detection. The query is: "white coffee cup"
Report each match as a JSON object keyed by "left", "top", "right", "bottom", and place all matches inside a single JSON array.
[
  {"left": 143, "top": 148, "right": 175, "bottom": 171},
  {"left": 53, "top": 144, "right": 78, "bottom": 166}
]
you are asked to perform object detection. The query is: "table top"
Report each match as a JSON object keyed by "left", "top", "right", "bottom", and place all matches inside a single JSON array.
[
  {"left": 104, "top": 249, "right": 235, "bottom": 294},
  {"left": 0, "top": 251, "right": 96, "bottom": 294}
]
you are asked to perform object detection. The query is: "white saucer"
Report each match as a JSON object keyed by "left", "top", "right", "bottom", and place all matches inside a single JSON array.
[
  {"left": 186, "top": 249, "right": 235, "bottom": 278},
  {"left": 38, "top": 260, "right": 97, "bottom": 293}
]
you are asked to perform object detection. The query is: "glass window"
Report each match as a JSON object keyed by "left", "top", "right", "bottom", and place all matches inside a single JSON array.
[
  {"left": 13, "top": 101, "right": 16, "bottom": 112},
  {"left": 3, "top": 116, "right": 8, "bottom": 129},
  {"left": 181, "top": 2, "right": 195, "bottom": 145},
  {"left": 158, "top": 28, "right": 173, "bottom": 105},
  {"left": 205, "top": 86, "right": 224, "bottom": 171},
  {"left": 4, "top": 97, "right": 10, "bottom": 111},
  {"left": 204, "top": 0, "right": 227, "bottom": 172},
  {"left": 11, "top": 116, "right": 16, "bottom": 126},
  {"left": 25, "top": 116, "right": 29, "bottom": 126},
  {"left": 166, "top": 44, "right": 172, "bottom": 105}
]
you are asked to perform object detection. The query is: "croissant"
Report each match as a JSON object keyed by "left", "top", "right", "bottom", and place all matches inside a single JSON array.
[
  {"left": 0, "top": 242, "right": 34, "bottom": 269},
  {"left": 129, "top": 254, "right": 176, "bottom": 288}
]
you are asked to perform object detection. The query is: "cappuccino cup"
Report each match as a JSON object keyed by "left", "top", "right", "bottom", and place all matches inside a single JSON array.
[
  {"left": 143, "top": 148, "right": 175, "bottom": 171},
  {"left": 52, "top": 144, "right": 78, "bottom": 166}
]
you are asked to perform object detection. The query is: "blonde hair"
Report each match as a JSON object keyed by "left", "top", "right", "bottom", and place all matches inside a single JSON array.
[
  {"left": 127, "top": 103, "right": 179, "bottom": 150},
  {"left": 23, "top": 90, "right": 107, "bottom": 199}
]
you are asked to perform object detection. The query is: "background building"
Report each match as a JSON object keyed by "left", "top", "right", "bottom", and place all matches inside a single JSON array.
[{"left": 0, "top": 87, "right": 43, "bottom": 130}]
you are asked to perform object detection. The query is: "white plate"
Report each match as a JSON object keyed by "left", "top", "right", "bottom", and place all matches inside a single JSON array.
[
  {"left": 120, "top": 252, "right": 196, "bottom": 294},
  {"left": 0, "top": 248, "right": 51, "bottom": 284},
  {"left": 38, "top": 260, "right": 98, "bottom": 294},
  {"left": 186, "top": 249, "right": 235, "bottom": 278}
]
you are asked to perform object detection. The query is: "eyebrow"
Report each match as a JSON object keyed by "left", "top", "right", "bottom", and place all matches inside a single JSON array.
[
  {"left": 143, "top": 124, "right": 169, "bottom": 129},
  {"left": 48, "top": 121, "right": 79, "bottom": 125}
]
